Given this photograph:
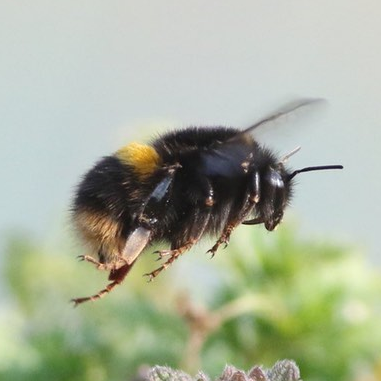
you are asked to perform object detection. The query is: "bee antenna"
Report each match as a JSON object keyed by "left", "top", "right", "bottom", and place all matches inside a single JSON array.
[
  {"left": 288, "top": 165, "right": 343, "bottom": 181},
  {"left": 280, "top": 146, "right": 301, "bottom": 164}
]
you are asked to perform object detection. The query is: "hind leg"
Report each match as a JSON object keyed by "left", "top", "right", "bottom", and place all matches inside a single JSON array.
[
  {"left": 71, "top": 262, "right": 134, "bottom": 306},
  {"left": 72, "top": 228, "right": 152, "bottom": 305},
  {"left": 77, "top": 254, "right": 125, "bottom": 270}
]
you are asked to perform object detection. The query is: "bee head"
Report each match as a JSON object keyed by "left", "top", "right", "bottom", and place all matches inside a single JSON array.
[
  {"left": 259, "top": 165, "right": 290, "bottom": 231},
  {"left": 244, "top": 160, "right": 343, "bottom": 231}
]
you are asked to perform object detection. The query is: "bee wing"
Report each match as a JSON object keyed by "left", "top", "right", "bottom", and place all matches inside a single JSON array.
[
  {"left": 230, "top": 98, "right": 327, "bottom": 158},
  {"left": 241, "top": 98, "right": 326, "bottom": 137},
  {"left": 201, "top": 98, "right": 326, "bottom": 177}
]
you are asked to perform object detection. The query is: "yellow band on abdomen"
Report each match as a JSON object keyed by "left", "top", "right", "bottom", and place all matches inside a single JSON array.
[{"left": 115, "top": 142, "right": 161, "bottom": 179}]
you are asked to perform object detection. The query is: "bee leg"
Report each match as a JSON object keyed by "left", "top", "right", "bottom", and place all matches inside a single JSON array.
[
  {"left": 207, "top": 225, "right": 235, "bottom": 258},
  {"left": 71, "top": 262, "right": 134, "bottom": 306},
  {"left": 77, "top": 254, "right": 117, "bottom": 271},
  {"left": 72, "top": 228, "right": 150, "bottom": 306},
  {"left": 144, "top": 241, "right": 196, "bottom": 281},
  {"left": 207, "top": 171, "right": 261, "bottom": 257},
  {"left": 146, "top": 202, "right": 212, "bottom": 280},
  {"left": 71, "top": 280, "right": 120, "bottom": 306},
  {"left": 207, "top": 204, "right": 255, "bottom": 257}
]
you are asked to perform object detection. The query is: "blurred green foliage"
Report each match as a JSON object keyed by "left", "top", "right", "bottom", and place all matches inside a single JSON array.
[{"left": 1, "top": 226, "right": 380, "bottom": 381}]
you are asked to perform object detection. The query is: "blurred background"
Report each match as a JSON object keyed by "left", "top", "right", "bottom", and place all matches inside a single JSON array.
[{"left": 1, "top": 1, "right": 381, "bottom": 381}]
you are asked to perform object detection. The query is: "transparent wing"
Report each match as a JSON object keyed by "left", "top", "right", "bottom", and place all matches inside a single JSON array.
[
  {"left": 201, "top": 99, "right": 327, "bottom": 177},
  {"left": 233, "top": 97, "right": 329, "bottom": 162},
  {"left": 242, "top": 98, "right": 326, "bottom": 136}
]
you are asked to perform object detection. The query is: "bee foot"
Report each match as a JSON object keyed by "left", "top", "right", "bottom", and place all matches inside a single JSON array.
[
  {"left": 153, "top": 249, "right": 173, "bottom": 260},
  {"left": 206, "top": 248, "right": 217, "bottom": 259},
  {"left": 144, "top": 265, "right": 167, "bottom": 281},
  {"left": 71, "top": 280, "right": 120, "bottom": 306},
  {"left": 76, "top": 254, "right": 122, "bottom": 271},
  {"left": 146, "top": 245, "right": 189, "bottom": 279},
  {"left": 77, "top": 255, "right": 107, "bottom": 270},
  {"left": 207, "top": 234, "right": 230, "bottom": 257}
]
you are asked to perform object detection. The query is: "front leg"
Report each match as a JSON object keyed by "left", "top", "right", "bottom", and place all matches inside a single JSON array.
[
  {"left": 207, "top": 225, "right": 235, "bottom": 258},
  {"left": 207, "top": 201, "right": 255, "bottom": 257},
  {"left": 207, "top": 170, "right": 261, "bottom": 257}
]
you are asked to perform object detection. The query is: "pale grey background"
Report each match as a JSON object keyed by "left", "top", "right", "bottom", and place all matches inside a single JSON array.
[{"left": 1, "top": 1, "right": 380, "bottom": 264}]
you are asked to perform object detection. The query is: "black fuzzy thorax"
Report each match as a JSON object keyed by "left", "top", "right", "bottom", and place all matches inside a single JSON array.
[
  {"left": 152, "top": 127, "right": 284, "bottom": 243},
  {"left": 153, "top": 126, "right": 239, "bottom": 161}
]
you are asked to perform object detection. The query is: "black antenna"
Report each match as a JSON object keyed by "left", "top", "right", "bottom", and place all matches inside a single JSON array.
[{"left": 288, "top": 165, "right": 343, "bottom": 181}]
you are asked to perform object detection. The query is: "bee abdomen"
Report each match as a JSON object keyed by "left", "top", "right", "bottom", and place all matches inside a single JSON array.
[{"left": 73, "top": 208, "right": 125, "bottom": 263}]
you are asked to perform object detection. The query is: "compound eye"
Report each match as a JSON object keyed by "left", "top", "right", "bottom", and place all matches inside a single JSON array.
[
  {"left": 267, "top": 169, "right": 284, "bottom": 189},
  {"left": 264, "top": 169, "right": 286, "bottom": 231}
]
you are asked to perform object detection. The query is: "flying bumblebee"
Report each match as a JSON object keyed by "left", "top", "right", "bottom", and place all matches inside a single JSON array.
[{"left": 71, "top": 99, "right": 343, "bottom": 305}]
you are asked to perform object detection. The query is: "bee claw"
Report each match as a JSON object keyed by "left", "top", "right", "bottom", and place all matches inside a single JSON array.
[
  {"left": 143, "top": 273, "right": 155, "bottom": 282},
  {"left": 71, "top": 297, "right": 89, "bottom": 307},
  {"left": 152, "top": 249, "right": 173, "bottom": 260},
  {"left": 152, "top": 250, "right": 163, "bottom": 261}
]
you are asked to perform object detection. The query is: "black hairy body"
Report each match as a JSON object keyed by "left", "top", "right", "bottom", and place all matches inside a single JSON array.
[
  {"left": 152, "top": 127, "right": 281, "bottom": 241},
  {"left": 71, "top": 100, "right": 343, "bottom": 305}
]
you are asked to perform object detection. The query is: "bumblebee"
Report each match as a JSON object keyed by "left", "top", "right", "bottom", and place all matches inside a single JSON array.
[{"left": 71, "top": 100, "right": 343, "bottom": 305}]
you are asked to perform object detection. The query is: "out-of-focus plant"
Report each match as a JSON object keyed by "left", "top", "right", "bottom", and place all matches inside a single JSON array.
[
  {"left": 180, "top": 227, "right": 381, "bottom": 381},
  {"left": 140, "top": 360, "right": 301, "bottom": 381},
  {"left": 0, "top": 234, "right": 188, "bottom": 381},
  {"left": 0, "top": 225, "right": 380, "bottom": 381}
]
